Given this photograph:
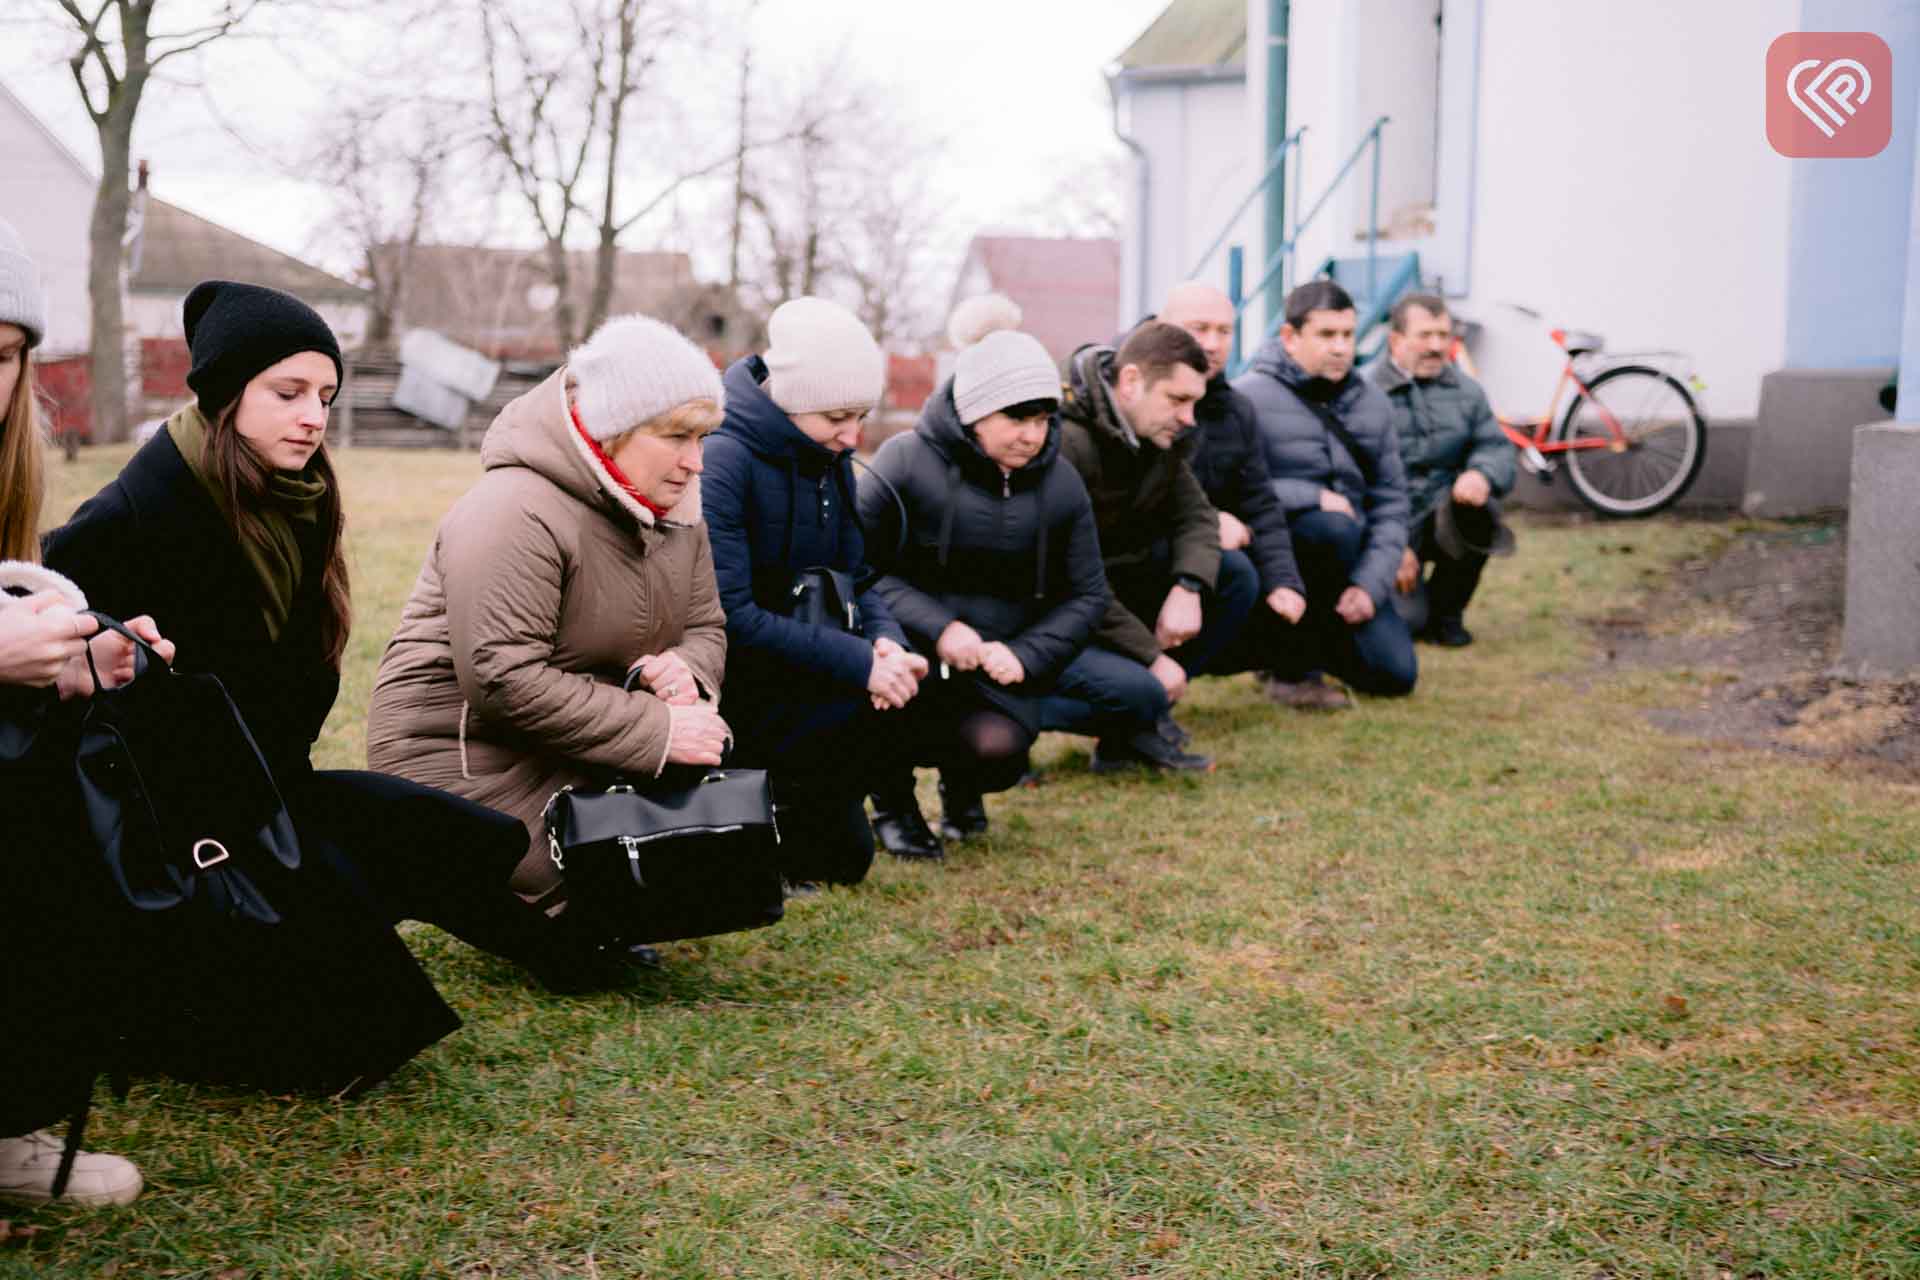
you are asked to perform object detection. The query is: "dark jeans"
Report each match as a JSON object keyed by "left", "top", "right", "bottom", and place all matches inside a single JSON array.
[
  {"left": 1108, "top": 543, "right": 1261, "bottom": 680},
  {"left": 1409, "top": 502, "right": 1491, "bottom": 627},
  {"left": 1032, "top": 644, "right": 1172, "bottom": 739},
  {"left": 1280, "top": 510, "right": 1417, "bottom": 697}
]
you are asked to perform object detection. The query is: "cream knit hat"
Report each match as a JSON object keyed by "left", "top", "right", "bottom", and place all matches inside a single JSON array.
[
  {"left": 569, "top": 314, "right": 723, "bottom": 440},
  {"left": 763, "top": 297, "right": 884, "bottom": 415}
]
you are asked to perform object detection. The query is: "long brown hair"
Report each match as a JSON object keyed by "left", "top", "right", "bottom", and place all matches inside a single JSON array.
[
  {"left": 207, "top": 398, "right": 352, "bottom": 666},
  {"left": 0, "top": 346, "right": 46, "bottom": 563}
]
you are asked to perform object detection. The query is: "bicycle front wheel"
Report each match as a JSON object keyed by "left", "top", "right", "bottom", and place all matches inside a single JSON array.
[{"left": 1557, "top": 366, "right": 1706, "bottom": 517}]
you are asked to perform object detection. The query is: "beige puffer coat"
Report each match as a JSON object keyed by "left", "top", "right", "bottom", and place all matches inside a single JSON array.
[{"left": 366, "top": 369, "right": 727, "bottom": 901}]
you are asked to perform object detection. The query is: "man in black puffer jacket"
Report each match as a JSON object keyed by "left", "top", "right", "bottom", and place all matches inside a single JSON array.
[
  {"left": 1158, "top": 282, "right": 1309, "bottom": 677},
  {"left": 1233, "top": 280, "right": 1417, "bottom": 706}
]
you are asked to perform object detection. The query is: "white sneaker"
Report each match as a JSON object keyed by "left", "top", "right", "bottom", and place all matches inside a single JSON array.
[{"left": 0, "top": 1131, "right": 142, "bottom": 1207}]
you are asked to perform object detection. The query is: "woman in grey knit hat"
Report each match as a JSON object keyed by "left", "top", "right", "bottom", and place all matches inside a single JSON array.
[{"left": 854, "top": 295, "right": 1156, "bottom": 857}]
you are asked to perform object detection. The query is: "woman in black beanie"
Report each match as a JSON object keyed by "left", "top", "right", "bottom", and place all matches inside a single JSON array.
[{"left": 42, "top": 282, "right": 605, "bottom": 1094}]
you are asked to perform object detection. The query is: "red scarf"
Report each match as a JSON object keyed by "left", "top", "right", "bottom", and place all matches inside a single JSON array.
[{"left": 570, "top": 400, "right": 667, "bottom": 521}]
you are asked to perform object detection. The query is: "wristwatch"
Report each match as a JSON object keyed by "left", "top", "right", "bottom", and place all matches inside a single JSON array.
[{"left": 1174, "top": 573, "right": 1208, "bottom": 595}]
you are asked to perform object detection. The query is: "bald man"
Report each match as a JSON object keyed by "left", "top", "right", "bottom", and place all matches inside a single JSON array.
[{"left": 1158, "top": 283, "right": 1320, "bottom": 700}]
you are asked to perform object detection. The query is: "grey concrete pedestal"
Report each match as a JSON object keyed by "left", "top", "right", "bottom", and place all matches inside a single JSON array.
[
  {"left": 1745, "top": 368, "right": 1895, "bottom": 517},
  {"left": 1841, "top": 421, "right": 1920, "bottom": 676}
]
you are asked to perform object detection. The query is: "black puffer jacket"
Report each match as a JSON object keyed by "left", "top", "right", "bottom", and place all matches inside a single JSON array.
[
  {"left": 857, "top": 379, "right": 1107, "bottom": 705},
  {"left": 1187, "top": 375, "right": 1304, "bottom": 597}
]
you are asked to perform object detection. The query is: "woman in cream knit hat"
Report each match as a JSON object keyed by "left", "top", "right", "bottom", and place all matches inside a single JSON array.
[{"left": 704, "top": 297, "right": 927, "bottom": 888}]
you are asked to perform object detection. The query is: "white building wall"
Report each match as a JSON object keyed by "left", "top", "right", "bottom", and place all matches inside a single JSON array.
[
  {"left": 1, "top": 91, "right": 96, "bottom": 359},
  {"left": 1118, "top": 75, "right": 1257, "bottom": 323},
  {"left": 1457, "top": 0, "right": 1795, "bottom": 421},
  {"left": 1251, "top": 0, "right": 1795, "bottom": 420}
]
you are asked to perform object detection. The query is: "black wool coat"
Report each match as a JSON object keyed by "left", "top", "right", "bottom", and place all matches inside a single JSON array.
[
  {"left": 41, "top": 430, "right": 490, "bottom": 1095},
  {"left": 1187, "top": 375, "right": 1305, "bottom": 597},
  {"left": 857, "top": 378, "right": 1108, "bottom": 732}
]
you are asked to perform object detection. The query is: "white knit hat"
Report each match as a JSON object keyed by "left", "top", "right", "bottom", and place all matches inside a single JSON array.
[
  {"left": 763, "top": 297, "right": 884, "bottom": 415},
  {"left": 0, "top": 218, "right": 46, "bottom": 349},
  {"left": 568, "top": 314, "right": 723, "bottom": 441},
  {"left": 948, "top": 294, "right": 1059, "bottom": 425}
]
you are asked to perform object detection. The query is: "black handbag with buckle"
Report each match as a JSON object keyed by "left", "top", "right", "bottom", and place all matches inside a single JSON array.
[
  {"left": 785, "top": 566, "right": 864, "bottom": 635},
  {"left": 72, "top": 612, "right": 300, "bottom": 923},
  {"left": 541, "top": 672, "right": 785, "bottom": 945}
]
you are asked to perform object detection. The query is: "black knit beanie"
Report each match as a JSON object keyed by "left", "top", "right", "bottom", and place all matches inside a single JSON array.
[{"left": 183, "top": 280, "right": 344, "bottom": 418}]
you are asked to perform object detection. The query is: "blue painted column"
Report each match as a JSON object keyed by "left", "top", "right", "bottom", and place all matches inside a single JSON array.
[{"left": 1900, "top": 87, "right": 1920, "bottom": 422}]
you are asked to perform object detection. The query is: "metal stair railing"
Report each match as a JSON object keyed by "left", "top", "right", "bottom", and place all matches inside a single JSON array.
[{"left": 1185, "top": 115, "right": 1396, "bottom": 376}]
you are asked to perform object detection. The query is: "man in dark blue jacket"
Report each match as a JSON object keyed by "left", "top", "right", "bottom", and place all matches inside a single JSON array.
[
  {"left": 1233, "top": 280, "right": 1417, "bottom": 705},
  {"left": 704, "top": 297, "right": 928, "bottom": 885}
]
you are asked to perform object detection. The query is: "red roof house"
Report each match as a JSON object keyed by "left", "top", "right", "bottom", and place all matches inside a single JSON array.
[{"left": 947, "top": 235, "right": 1121, "bottom": 362}]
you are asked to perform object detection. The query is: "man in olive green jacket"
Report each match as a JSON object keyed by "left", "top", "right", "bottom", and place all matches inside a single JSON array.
[
  {"left": 1057, "top": 322, "right": 1258, "bottom": 765},
  {"left": 1369, "top": 294, "right": 1516, "bottom": 647}
]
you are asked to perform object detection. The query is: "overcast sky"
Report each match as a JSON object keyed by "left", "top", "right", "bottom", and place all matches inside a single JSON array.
[{"left": 1, "top": 0, "right": 1167, "bottom": 281}]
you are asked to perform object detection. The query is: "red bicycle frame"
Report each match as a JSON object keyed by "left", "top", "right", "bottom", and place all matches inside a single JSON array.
[{"left": 1471, "top": 329, "right": 1631, "bottom": 456}]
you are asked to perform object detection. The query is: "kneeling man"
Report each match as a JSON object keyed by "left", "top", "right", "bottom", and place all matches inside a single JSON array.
[{"left": 1370, "top": 293, "right": 1516, "bottom": 646}]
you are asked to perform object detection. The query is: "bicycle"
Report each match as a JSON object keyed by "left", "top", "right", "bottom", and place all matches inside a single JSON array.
[{"left": 1455, "top": 305, "right": 1708, "bottom": 517}]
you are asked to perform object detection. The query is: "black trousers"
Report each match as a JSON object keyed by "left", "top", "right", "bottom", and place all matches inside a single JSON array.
[{"left": 1408, "top": 502, "right": 1491, "bottom": 627}]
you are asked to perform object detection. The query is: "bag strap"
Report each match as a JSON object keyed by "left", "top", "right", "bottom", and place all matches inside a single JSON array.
[
  {"left": 846, "top": 453, "right": 909, "bottom": 561},
  {"left": 80, "top": 611, "right": 167, "bottom": 693},
  {"left": 1292, "top": 389, "right": 1378, "bottom": 488}
]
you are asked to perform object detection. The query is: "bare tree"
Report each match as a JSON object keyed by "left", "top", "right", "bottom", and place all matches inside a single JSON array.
[
  {"left": 306, "top": 98, "right": 467, "bottom": 347},
  {"left": 478, "top": 0, "right": 785, "bottom": 350},
  {"left": 731, "top": 57, "right": 950, "bottom": 349},
  {"left": 1018, "top": 155, "right": 1128, "bottom": 241},
  {"left": 52, "top": 0, "right": 263, "bottom": 443}
]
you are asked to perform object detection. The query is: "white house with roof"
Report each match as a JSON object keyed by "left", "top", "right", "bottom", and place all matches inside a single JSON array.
[
  {"left": 1, "top": 78, "right": 370, "bottom": 435},
  {"left": 1110, "top": 0, "right": 1920, "bottom": 513}
]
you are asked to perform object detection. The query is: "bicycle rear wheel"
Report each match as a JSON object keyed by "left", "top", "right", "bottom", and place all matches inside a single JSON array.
[{"left": 1557, "top": 365, "right": 1706, "bottom": 517}]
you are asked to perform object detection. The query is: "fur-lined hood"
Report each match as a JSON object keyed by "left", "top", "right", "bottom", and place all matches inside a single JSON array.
[
  {"left": 0, "top": 560, "right": 87, "bottom": 610},
  {"left": 478, "top": 368, "right": 702, "bottom": 531}
]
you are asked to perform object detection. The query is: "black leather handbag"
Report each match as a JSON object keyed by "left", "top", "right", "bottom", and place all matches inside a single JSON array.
[
  {"left": 786, "top": 566, "right": 864, "bottom": 635},
  {"left": 541, "top": 759, "right": 785, "bottom": 946},
  {"left": 72, "top": 613, "right": 300, "bottom": 923}
]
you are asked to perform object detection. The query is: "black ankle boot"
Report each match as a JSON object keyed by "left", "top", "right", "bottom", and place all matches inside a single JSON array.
[
  {"left": 937, "top": 775, "right": 989, "bottom": 842},
  {"left": 870, "top": 783, "right": 944, "bottom": 861}
]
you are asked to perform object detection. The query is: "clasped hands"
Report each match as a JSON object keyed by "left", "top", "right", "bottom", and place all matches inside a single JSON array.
[{"left": 936, "top": 621, "right": 1023, "bottom": 687}]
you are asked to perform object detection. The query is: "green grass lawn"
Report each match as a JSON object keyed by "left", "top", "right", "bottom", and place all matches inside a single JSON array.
[{"left": 10, "top": 447, "right": 1920, "bottom": 1278}]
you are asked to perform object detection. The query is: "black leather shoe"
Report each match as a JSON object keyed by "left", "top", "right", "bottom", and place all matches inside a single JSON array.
[
  {"left": 1090, "top": 729, "right": 1214, "bottom": 774},
  {"left": 1156, "top": 714, "right": 1192, "bottom": 748},
  {"left": 937, "top": 776, "right": 989, "bottom": 841},
  {"left": 1418, "top": 617, "right": 1474, "bottom": 647},
  {"left": 870, "top": 789, "right": 945, "bottom": 861}
]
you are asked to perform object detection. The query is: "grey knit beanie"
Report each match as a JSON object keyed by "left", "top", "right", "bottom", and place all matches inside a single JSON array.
[
  {"left": 0, "top": 219, "right": 46, "bottom": 349},
  {"left": 955, "top": 331, "right": 1060, "bottom": 424},
  {"left": 763, "top": 297, "right": 883, "bottom": 415},
  {"left": 948, "top": 293, "right": 1060, "bottom": 424},
  {"left": 569, "top": 314, "right": 724, "bottom": 440}
]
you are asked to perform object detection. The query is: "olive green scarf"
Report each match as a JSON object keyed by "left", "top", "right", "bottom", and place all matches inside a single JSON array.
[{"left": 166, "top": 404, "right": 329, "bottom": 642}]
